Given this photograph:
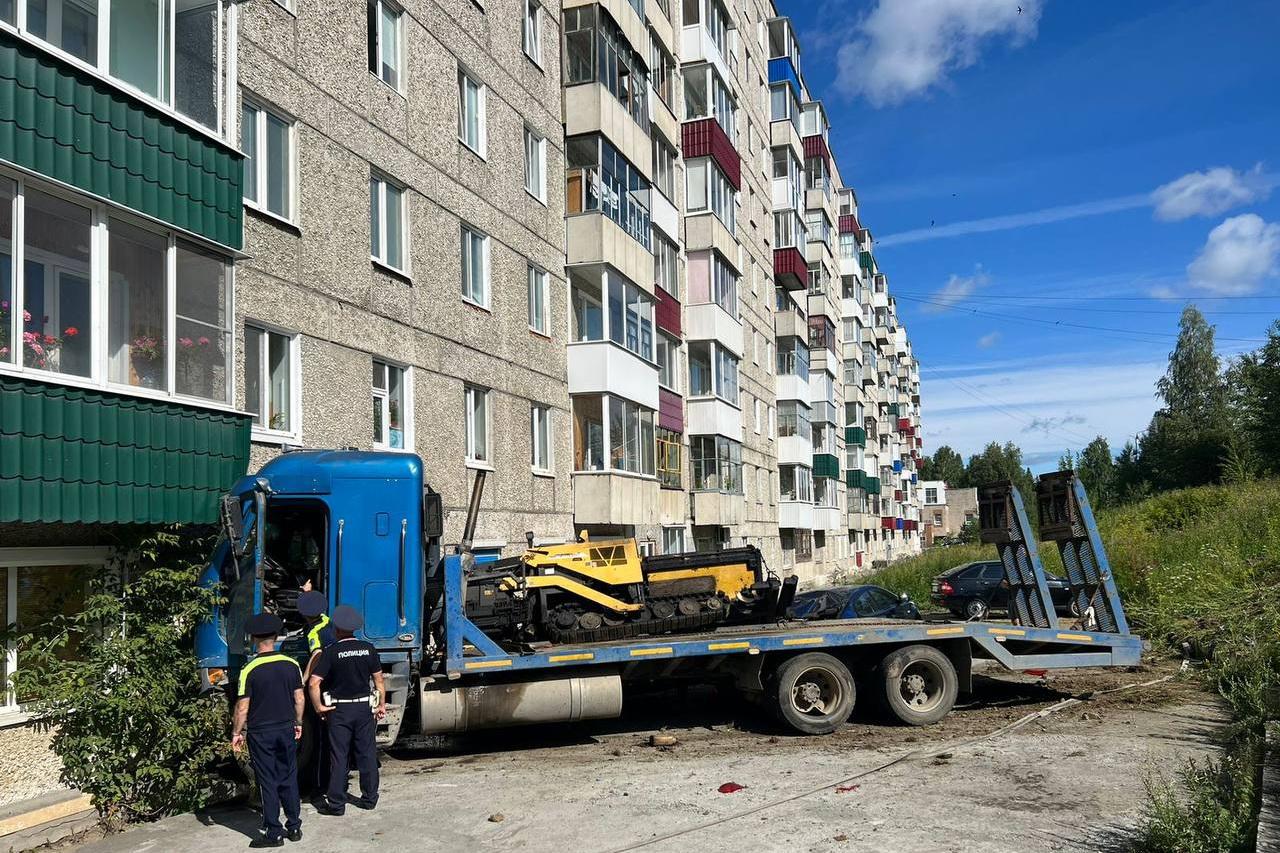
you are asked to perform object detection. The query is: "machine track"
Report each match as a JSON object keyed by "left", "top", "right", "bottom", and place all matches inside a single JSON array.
[{"left": 548, "top": 608, "right": 727, "bottom": 645}]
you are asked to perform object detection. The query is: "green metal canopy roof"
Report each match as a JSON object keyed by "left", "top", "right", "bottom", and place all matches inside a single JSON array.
[
  {"left": 0, "top": 375, "right": 251, "bottom": 525},
  {"left": 0, "top": 31, "right": 244, "bottom": 249}
]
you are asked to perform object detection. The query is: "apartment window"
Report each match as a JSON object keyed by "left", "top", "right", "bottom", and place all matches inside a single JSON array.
[
  {"left": 606, "top": 273, "right": 653, "bottom": 360},
  {"left": 523, "top": 125, "right": 546, "bottom": 202},
  {"left": 0, "top": 552, "right": 106, "bottom": 708},
  {"left": 0, "top": 177, "right": 233, "bottom": 403},
  {"left": 925, "top": 487, "right": 938, "bottom": 504},
  {"left": 372, "top": 360, "right": 408, "bottom": 449},
  {"left": 714, "top": 346, "right": 739, "bottom": 405},
  {"left": 661, "top": 527, "right": 685, "bottom": 554},
  {"left": 244, "top": 323, "right": 297, "bottom": 437},
  {"left": 570, "top": 273, "right": 604, "bottom": 342},
  {"left": 531, "top": 404, "right": 552, "bottom": 472},
  {"left": 778, "top": 401, "right": 811, "bottom": 442},
  {"left": 464, "top": 384, "right": 490, "bottom": 464},
  {"left": 795, "top": 530, "right": 813, "bottom": 561},
  {"left": 657, "top": 427, "right": 681, "bottom": 489},
  {"left": 656, "top": 334, "right": 678, "bottom": 391},
  {"left": 566, "top": 135, "right": 652, "bottom": 250},
  {"left": 461, "top": 225, "right": 489, "bottom": 308},
  {"left": 683, "top": 63, "right": 735, "bottom": 140},
  {"left": 654, "top": 233, "right": 678, "bottom": 297},
  {"left": 774, "top": 211, "right": 805, "bottom": 249},
  {"left": 6, "top": 0, "right": 224, "bottom": 128},
  {"left": 688, "top": 341, "right": 712, "bottom": 396},
  {"left": 711, "top": 253, "right": 737, "bottom": 316},
  {"left": 527, "top": 264, "right": 549, "bottom": 334},
  {"left": 649, "top": 32, "right": 675, "bottom": 110},
  {"left": 571, "top": 395, "right": 654, "bottom": 475},
  {"left": 685, "top": 159, "right": 736, "bottom": 233},
  {"left": 652, "top": 134, "right": 677, "bottom": 202},
  {"left": 522, "top": 0, "right": 542, "bottom": 64},
  {"left": 562, "top": 6, "right": 649, "bottom": 130},
  {"left": 776, "top": 338, "right": 809, "bottom": 377},
  {"left": 690, "top": 435, "right": 742, "bottom": 494},
  {"left": 367, "top": 0, "right": 402, "bottom": 89},
  {"left": 457, "top": 66, "right": 486, "bottom": 155},
  {"left": 779, "top": 464, "right": 813, "bottom": 503},
  {"left": 240, "top": 100, "right": 294, "bottom": 221},
  {"left": 369, "top": 173, "right": 406, "bottom": 272}
]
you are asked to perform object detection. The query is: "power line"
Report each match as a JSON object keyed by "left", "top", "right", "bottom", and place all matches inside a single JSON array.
[
  {"left": 893, "top": 293, "right": 1268, "bottom": 345},
  {"left": 892, "top": 288, "right": 1280, "bottom": 302}
]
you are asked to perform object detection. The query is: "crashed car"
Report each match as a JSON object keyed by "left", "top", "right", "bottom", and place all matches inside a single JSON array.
[{"left": 787, "top": 584, "right": 921, "bottom": 621}]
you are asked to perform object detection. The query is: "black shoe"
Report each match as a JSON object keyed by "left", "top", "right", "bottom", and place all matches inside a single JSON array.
[
  {"left": 249, "top": 837, "right": 284, "bottom": 849},
  {"left": 350, "top": 796, "right": 378, "bottom": 811},
  {"left": 286, "top": 828, "right": 303, "bottom": 842},
  {"left": 314, "top": 803, "right": 345, "bottom": 817}
]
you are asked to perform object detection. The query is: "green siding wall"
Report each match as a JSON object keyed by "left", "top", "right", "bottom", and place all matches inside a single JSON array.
[
  {"left": 0, "top": 32, "right": 243, "bottom": 249},
  {"left": 813, "top": 454, "right": 840, "bottom": 480},
  {"left": 844, "top": 426, "right": 866, "bottom": 447},
  {"left": 0, "top": 375, "right": 251, "bottom": 524}
]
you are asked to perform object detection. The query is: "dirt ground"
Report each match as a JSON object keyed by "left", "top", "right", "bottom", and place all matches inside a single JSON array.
[{"left": 73, "top": 656, "right": 1225, "bottom": 853}]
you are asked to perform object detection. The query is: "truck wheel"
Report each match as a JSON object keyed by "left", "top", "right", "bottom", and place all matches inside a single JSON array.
[
  {"left": 964, "top": 598, "right": 988, "bottom": 621},
  {"left": 772, "top": 653, "right": 856, "bottom": 735},
  {"left": 879, "top": 645, "right": 958, "bottom": 726}
]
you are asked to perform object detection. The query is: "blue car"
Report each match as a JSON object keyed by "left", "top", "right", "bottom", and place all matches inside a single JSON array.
[{"left": 787, "top": 584, "right": 921, "bottom": 621}]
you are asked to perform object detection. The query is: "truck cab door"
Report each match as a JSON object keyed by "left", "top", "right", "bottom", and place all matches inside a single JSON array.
[{"left": 198, "top": 483, "right": 268, "bottom": 671}]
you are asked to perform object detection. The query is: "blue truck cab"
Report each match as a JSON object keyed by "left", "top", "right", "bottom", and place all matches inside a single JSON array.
[{"left": 197, "top": 450, "right": 435, "bottom": 741}]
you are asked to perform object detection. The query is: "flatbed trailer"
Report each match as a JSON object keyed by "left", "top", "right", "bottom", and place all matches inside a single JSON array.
[{"left": 408, "top": 471, "right": 1140, "bottom": 738}]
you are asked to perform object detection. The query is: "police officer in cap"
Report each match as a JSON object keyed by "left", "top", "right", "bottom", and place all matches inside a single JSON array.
[
  {"left": 309, "top": 605, "right": 385, "bottom": 815},
  {"left": 231, "top": 613, "right": 304, "bottom": 848},
  {"left": 296, "top": 591, "right": 335, "bottom": 793}
]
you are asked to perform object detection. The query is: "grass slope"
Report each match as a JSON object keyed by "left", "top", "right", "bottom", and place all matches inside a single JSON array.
[{"left": 865, "top": 479, "right": 1280, "bottom": 851}]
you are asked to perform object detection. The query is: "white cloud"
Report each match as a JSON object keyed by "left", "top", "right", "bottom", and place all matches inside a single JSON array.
[
  {"left": 925, "top": 266, "right": 991, "bottom": 313},
  {"left": 976, "top": 331, "right": 1001, "bottom": 348},
  {"left": 1152, "top": 164, "right": 1275, "bottom": 221},
  {"left": 835, "top": 0, "right": 1043, "bottom": 107},
  {"left": 1187, "top": 214, "right": 1280, "bottom": 295}
]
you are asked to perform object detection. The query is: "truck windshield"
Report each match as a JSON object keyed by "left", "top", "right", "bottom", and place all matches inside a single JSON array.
[{"left": 261, "top": 500, "right": 328, "bottom": 635}]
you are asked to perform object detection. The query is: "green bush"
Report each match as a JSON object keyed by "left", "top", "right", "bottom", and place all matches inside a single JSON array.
[
  {"left": 9, "top": 528, "right": 229, "bottom": 829},
  {"left": 1135, "top": 738, "right": 1260, "bottom": 853}
]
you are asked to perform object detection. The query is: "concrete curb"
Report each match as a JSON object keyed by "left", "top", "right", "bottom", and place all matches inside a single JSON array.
[{"left": 0, "top": 790, "right": 96, "bottom": 853}]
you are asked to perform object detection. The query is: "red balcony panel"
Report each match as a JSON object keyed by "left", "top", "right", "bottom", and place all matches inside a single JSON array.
[
  {"left": 655, "top": 285, "right": 681, "bottom": 337},
  {"left": 682, "top": 118, "right": 741, "bottom": 190},
  {"left": 774, "top": 247, "right": 807, "bottom": 290},
  {"left": 894, "top": 489, "right": 904, "bottom": 502},
  {"left": 855, "top": 552, "right": 863, "bottom": 568},
  {"left": 915, "top": 437, "right": 923, "bottom": 448},
  {"left": 658, "top": 387, "right": 684, "bottom": 434},
  {"left": 802, "top": 134, "right": 832, "bottom": 168},
  {"left": 897, "top": 417, "right": 911, "bottom": 431},
  {"left": 838, "top": 213, "right": 861, "bottom": 235},
  {"left": 881, "top": 517, "right": 895, "bottom": 529}
]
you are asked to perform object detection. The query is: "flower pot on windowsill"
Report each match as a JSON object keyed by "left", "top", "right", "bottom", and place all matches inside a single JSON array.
[{"left": 129, "top": 356, "right": 162, "bottom": 390}]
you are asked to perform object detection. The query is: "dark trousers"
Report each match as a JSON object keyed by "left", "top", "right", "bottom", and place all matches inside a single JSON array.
[
  {"left": 248, "top": 724, "right": 301, "bottom": 838},
  {"left": 325, "top": 703, "right": 378, "bottom": 810}
]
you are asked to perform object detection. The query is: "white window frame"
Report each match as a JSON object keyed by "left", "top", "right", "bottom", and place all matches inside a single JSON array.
[
  {"left": 461, "top": 224, "right": 491, "bottom": 309},
  {"left": 368, "top": 0, "right": 404, "bottom": 92},
  {"left": 457, "top": 65, "right": 488, "bottom": 157},
  {"left": 523, "top": 124, "right": 546, "bottom": 204},
  {"left": 527, "top": 263, "right": 549, "bottom": 335},
  {"left": 243, "top": 320, "right": 301, "bottom": 443},
  {"left": 241, "top": 96, "right": 297, "bottom": 224},
  {"left": 369, "top": 171, "right": 409, "bottom": 274},
  {"left": 372, "top": 358, "right": 413, "bottom": 451},
  {"left": 530, "top": 403, "right": 553, "bottom": 475},
  {"left": 0, "top": 548, "right": 109, "bottom": 715},
  {"left": 0, "top": 170, "right": 237, "bottom": 412},
  {"left": 522, "top": 0, "right": 542, "bottom": 66},
  {"left": 465, "top": 384, "right": 491, "bottom": 467}
]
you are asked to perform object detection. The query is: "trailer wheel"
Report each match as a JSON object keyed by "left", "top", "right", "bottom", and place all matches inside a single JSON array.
[
  {"left": 772, "top": 653, "right": 856, "bottom": 735},
  {"left": 879, "top": 645, "right": 958, "bottom": 726}
]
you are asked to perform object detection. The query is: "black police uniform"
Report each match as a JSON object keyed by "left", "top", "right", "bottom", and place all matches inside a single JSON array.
[
  {"left": 312, "top": 637, "right": 380, "bottom": 811},
  {"left": 239, "top": 651, "right": 303, "bottom": 841},
  {"left": 297, "top": 593, "right": 336, "bottom": 794}
]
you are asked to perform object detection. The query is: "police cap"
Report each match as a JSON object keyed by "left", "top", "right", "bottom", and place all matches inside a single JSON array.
[
  {"left": 331, "top": 604, "right": 363, "bottom": 632},
  {"left": 297, "top": 591, "right": 328, "bottom": 618},
  {"left": 246, "top": 612, "right": 284, "bottom": 638}
]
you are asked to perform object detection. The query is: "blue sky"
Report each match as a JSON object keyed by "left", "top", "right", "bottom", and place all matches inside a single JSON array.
[{"left": 782, "top": 0, "right": 1280, "bottom": 470}]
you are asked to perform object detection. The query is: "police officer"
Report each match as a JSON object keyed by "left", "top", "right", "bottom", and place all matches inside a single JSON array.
[
  {"left": 309, "top": 605, "right": 385, "bottom": 815},
  {"left": 296, "top": 591, "right": 335, "bottom": 793},
  {"left": 231, "top": 613, "right": 304, "bottom": 848}
]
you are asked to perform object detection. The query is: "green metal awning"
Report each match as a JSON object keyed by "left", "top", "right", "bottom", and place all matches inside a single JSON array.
[
  {"left": 0, "top": 31, "right": 244, "bottom": 249},
  {"left": 0, "top": 375, "right": 251, "bottom": 525}
]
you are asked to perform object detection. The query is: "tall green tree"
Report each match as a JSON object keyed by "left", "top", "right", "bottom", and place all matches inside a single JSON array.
[
  {"left": 1076, "top": 436, "right": 1116, "bottom": 507},
  {"left": 1228, "top": 320, "right": 1280, "bottom": 474},
  {"left": 1140, "top": 306, "right": 1231, "bottom": 489},
  {"left": 921, "top": 445, "right": 966, "bottom": 486},
  {"left": 965, "top": 441, "right": 1036, "bottom": 498},
  {"left": 1057, "top": 449, "right": 1076, "bottom": 472},
  {"left": 1113, "top": 439, "right": 1150, "bottom": 504}
]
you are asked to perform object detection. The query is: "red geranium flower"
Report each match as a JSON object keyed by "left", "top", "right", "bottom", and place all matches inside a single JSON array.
[{"left": 63, "top": 327, "right": 79, "bottom": 337}]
